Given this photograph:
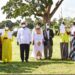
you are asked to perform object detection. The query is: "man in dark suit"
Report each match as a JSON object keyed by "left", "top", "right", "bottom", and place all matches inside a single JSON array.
[{"left": 43, "top": 23, "right": 54, "bottom": 59}]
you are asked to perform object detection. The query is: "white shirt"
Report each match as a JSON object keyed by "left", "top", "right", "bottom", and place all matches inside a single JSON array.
[
  {"left": 46, "top": 30, "right": 49, "bottom": 39},
  {"left": 17, "top": 27, "right": 31, "bottom": 44},
  {"left": 70, "top": 25, "right": 75, "bottom": 35},
  {"left": 59, "top": 24, "right": 66, "bottom": 33}
]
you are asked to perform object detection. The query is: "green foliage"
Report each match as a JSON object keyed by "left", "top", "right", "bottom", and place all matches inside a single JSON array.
[
  {"left": 58, "top": 17, "right": 74, "bottom": 27},
  {"left": 0, "top": 20, "right": 19, "bottom": 30},
  {"left": 2, "top": 0, "right": 30, "bottom": 18},
  {"left": 63, "top": 17, "right": 74, "bottom": 27},
  {"left": 0, "top": 20, "right": 13, "bottom": 29},
  {"left": 25, "top": 18, "right": 34, "bottom": 29},
  {"left": 2, "top": 0, "right": 53, "bottom": 19},
  {"left": 27, "top": 23, "right": 34, "bottom": 29},
  {"left": 2, "top": 0, "right": 64, "bottom": 27}
]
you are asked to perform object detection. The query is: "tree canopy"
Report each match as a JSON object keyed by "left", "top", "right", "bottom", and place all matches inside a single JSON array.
[{"left": 2, "top": 0, "right": 64, "bottom": 23}]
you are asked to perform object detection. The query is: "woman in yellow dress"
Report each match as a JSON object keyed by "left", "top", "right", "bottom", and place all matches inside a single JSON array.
[
  {"left": 0, "top": 33, "right": 2, "bottom": 60},
  {"left": 2, "top": 27, "right": 13, "bottom": 63}
]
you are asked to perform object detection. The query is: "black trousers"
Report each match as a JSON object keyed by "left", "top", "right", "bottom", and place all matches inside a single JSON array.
[
  {"left": 44, "top": 41, "right": 53, "bottom": 59},
  {"left": 20, "top": 44, "right": 30, "bottom": 61},
  {"left": 60, "top": 42, "right": 68, "bottom": 60}
]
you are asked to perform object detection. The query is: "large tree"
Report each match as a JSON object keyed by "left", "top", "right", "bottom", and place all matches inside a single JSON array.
[{"left": 2, "top": 0, "right": 64, "bottom": 23}]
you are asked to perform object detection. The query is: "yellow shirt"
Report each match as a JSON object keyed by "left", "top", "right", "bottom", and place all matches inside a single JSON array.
[{"left": 60, "top": 33, "right": 70, "bottom": 43}]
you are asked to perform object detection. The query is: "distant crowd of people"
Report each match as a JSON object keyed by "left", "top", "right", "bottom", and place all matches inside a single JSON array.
[{"left": 0, "top": 21, "right": 75, "bottom": 63}]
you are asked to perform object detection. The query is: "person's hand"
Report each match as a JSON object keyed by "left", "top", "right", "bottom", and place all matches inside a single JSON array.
[{"left": 37, "top": 41, "right": 41, "bottom": 46}]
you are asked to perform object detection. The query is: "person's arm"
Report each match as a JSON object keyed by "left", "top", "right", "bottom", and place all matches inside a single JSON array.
[
  {"left": 43, "top": 30, "right": 45, "bottom": 37},
  {"left": 29, "top": 29, "right": 32, "bottom": 44},
  {"left": 43, "top": 30, "right": 47, "bottom": 39},
  {"left": 17, "top": 29, "right": 20, "bottom": 45},
  {"left": 51, "top": 29, "right": 54, "bottom": 38},
  {"left": 31, "top": 29, "right": 35, "bottom": 45},
  {"left": 42, "top": 32, "right": 45, "bottom": 44}
]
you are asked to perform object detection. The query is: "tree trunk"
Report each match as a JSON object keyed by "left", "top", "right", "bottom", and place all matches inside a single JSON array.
[
  {"left": 49, "top": 0, "right": 64, "bottom": 19},
  {"left": 43, "top": 5, "right": 52, "bottom": 24},
  {"left": 43, "top": 0, "right": 64, "bottom": 24},
  {"left": 43, "top": 13, "right": 49, "bottom": 23}
]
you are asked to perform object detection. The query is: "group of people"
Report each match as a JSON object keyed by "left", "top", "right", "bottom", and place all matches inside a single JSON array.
[
  {"left": 17, "top": 21, "right": 75, "bottom": 62},
  {"left": 0, "top": 21, "right": 75, "bottom": 63},
  {"left": 17, "top": 22, "right": 54, "bottom": 62}
]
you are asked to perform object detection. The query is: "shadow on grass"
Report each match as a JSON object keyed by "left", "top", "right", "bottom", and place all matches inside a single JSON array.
[{"left": 0, "top": 59, "right": 74, "bottom": 73}]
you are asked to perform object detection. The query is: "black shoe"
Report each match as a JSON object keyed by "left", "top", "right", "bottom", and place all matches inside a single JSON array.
[
  {"left": 26, "top": 60, "right": 28, "bottom": 62},
  {"left": 22, "top": 60, "right": 24, "bottom": 62},
  {"left": 48, "top": 57, "right": 51, "bottom": 60},
  {"left": 45, "top": 58, "right": 47, "bottom": 60}
]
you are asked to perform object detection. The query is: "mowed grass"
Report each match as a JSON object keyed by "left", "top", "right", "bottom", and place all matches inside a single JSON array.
[{"left": 0, "top": 36, "right": 75, "bottom": 74}]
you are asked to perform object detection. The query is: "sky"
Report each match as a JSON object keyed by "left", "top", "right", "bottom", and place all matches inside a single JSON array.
[
  {"left": 52, "top": 0, "right": 75, "bottom": 19},
  {"left": 0, "top": 0, "right": 75, "bottom": 22}
]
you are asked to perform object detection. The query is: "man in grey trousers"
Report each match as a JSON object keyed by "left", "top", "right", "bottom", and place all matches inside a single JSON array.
[{"left": 43, "top": 23, "right": 54, "bottom": 59}]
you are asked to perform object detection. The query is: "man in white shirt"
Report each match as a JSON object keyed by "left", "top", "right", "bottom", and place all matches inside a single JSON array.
[
  {"left": 59, "top": 22, "right": 66, "bottom": 34},
  {"left": 17, "top": 21, "right": 31, "bottom": 62},
  {"left": 59, "top": 22, "right": 69, "bottom": 60}
]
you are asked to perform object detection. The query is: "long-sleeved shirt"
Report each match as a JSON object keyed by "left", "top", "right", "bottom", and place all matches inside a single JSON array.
[
  {"left": 17, "top": 27, "right": 31, "bottom": 44},
  {"left": 59, "top": 24, "right": 66, "bottom": 34}
]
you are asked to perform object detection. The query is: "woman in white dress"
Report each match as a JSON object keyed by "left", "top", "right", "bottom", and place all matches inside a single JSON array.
[{"left": 31, "top": 25, "right": 44, "bottom": 60}]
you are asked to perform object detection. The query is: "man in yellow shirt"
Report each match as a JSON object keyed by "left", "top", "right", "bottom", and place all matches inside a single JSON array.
[{"left": 60, "top": 22, "right": 70, "bottom": 60}]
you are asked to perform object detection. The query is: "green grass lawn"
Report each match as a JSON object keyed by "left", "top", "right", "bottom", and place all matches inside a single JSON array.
[{"left": 0, "top": 36, "right": 75, "bottom": 74}]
